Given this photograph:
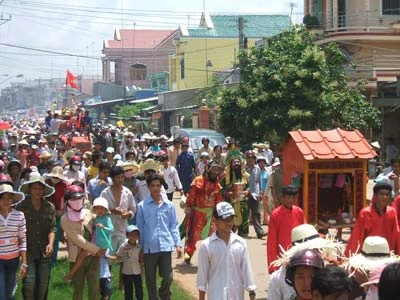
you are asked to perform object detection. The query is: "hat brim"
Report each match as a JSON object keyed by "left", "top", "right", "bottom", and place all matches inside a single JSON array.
[
  {"left": 271, "top": 237, "right": 344, "bottom": 269},
  {"left": 44, "top": 173, "right": 67, "bottom": 182},
  {"left": 122, "top": 163, "right": 139, "bottom": 172},
  {"left": 19, "top": 180, "right": 55, "bottom": 198},
  {"left": 0, "top": 190, "right": 25, "bottom": 204},
  {"left": 344, "top": 253, "right": 398, "bottom": 276},
  {"left": 140, "top": 161, "right": 160, "bottom": 172}
]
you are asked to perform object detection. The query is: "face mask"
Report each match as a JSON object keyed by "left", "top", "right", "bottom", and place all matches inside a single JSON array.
[
  {"left": 125, "top": 170, "right": 134, "bottom": 179},
  {"left": 68, "top": 199, "right": 83, "bottom": 211},
  {"left": 51, "top": 178, "right": 61, "bottom": 184},
  {"left": 71, "top": 165, "right": 80, "bottom": 171}
]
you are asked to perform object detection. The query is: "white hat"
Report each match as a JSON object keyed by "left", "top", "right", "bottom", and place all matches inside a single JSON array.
[
  {"left": 106, "top": 147, "right": 115, "bottom": 154},
  {"left": 272, "top": 157, "right": 281, "bottom": 167},
  {"left": 44, "top": 166, "right": 67, "bottom": 181},
  {"left": 271, "top": 224, "right": 344, "bottom": 269},
  {"left": 93, "top": 197, "right": 109, "bottom": 211},
  {"left": 0, "top": 183, "right": 25, "bottom": 204},
  {"left": 19, "top": 173, "right": 55, "bottom": 198},
  {"left": 215, "top": 202, "right": 235, "bottom": 219},
  {"left": 200, "top": 151, "right": 209, "bottom": 158},
  {"left": 343, "top": 236, "right": 399, "bottom": 277}
]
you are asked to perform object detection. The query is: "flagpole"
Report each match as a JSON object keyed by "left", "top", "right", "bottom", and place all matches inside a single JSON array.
[{"left": 64, "top": 71, "right": 68, "bottom": 109}]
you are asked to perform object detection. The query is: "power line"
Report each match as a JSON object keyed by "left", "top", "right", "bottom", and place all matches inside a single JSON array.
[{"left": 0, "top": 42, "right": 101, "bottom": 59}]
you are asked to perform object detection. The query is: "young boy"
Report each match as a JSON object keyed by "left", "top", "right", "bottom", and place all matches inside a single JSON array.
[
  {"left": 197, "top": 202, "right": 256, "bottom": 300},
  {"left": 197, "top": 152, "right": 210, "bottom": 176},
  {"left": 116, "top": 225, "right": 143, "bottom": 300},
  {"left": 64, "top": 197, "right": 114, "bottom": 299},
  {"left": 285, "top": 249, "right": 324, "bottom": 300},
  {"left": 159, "top": 155, "right": 183, "bottom": 201}
]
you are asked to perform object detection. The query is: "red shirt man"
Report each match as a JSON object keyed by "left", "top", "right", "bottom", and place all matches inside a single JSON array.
[
  {"left": 267, "top": 185, "right": 305, "bottom": 274},
  {"left": 345, "top": 182, "right": 400, "bottom": 256}
]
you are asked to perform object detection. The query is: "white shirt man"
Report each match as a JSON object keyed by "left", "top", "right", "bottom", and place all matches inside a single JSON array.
[{"left": 197, "top": 202, "right": 256, "bottom": 300}]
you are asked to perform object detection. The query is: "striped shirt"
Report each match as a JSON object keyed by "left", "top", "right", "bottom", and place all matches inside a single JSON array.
[{"left": 0, "top": 209, "right": 27, "bottom": 260}]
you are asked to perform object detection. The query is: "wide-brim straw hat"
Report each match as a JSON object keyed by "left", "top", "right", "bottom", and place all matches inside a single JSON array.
[
  {"left": 360, "top": 261, "right": 395, "bottom": 287},
  {"left": 140, "top": 159, "right": 160, "bottom": 172},
  {"left": 39, "top": 151, "right": 52, "bottom": 159},
  {"left": 122, "top": 160, "right": 140, "bottom": 173},
  {"left": 253, "top": 142, "right": 270, "bottom": 149},
  {"left": 44, "top": 166, "right": 67, "bottom": 181},
  {"left": 19, "top": 173, "right": 55, "bottom": 198},
  {"left": 271, "top": 224, "right": 344, "bottom": 269},
  {"left": 0, "top": 183, "right": 25, "bottom": 204},
  {"left": 18, "top": 140, "right": 29, "bottom": 146},
  {"left": 343, "top": 236, "right": 399, "bottom": 277}
]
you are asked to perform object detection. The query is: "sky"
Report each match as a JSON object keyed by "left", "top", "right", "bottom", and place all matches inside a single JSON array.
[{"left": 0, "top": 0, "right": 304, "bottom": 88}]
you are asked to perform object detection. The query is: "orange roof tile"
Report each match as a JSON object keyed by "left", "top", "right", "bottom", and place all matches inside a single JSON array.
[
  {"left": 105, "top": 29, "right": 177, "bottom": 49},
  {"left": 289, "top": 128, "right": 376, "bottom": 160}
]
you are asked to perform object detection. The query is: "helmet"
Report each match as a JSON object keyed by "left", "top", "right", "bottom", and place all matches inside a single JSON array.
[
  {"left": 0, "top": 174, "right": 14, "bottom": 188},
  {"left": 64, "top": 185, "right": 85, "bottom": 201},
  {"left": 93, "top": 197, "right": 109, "bottom": 210},
  {"left": 285, "top": 249, "right": 324, "bottom": 286},
  {"left": 69, "top": 155, "right": 81, "bottom": 165}
]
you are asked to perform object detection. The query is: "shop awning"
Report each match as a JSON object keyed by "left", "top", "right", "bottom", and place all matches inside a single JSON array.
[{"left": 152, "top": 104, "right": 198, "bottom": 113}]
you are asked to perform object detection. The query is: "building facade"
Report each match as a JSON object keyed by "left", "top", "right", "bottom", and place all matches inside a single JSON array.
[
  {"left": 304, "top": 0, "right": 400, "bottom": 148},
  {"left": 169, "top": 13, "right": 292, "bottom": 90},
  {"left": 102, "top": 28, "right": 178, "bottom": 90}
]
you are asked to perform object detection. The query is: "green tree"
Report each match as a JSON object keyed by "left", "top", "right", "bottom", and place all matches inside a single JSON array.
[
  {"left": 219, "top": 26, "right": 381, "bottom": 148},
  {"left": 115, "top": 103, "right": 152, "bottom": 119}
]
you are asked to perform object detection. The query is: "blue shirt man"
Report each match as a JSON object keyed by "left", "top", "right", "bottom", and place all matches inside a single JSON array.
[
  {"left": 176, "top": 143, "right": 196, "bottom": 195},
  {"left": 136, "top": 173, "right": 182, "bottom": 300}
]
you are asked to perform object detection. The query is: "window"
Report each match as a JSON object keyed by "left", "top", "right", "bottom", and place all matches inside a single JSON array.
[
  {"left": 180, "top": 59, "right": 185, "bottom": 79},
  {"left": 383, "top": 0, "right": 400, "bottom": 15},
  {"left": 129, "top": 64, "right": 147, "bottom": 81}
]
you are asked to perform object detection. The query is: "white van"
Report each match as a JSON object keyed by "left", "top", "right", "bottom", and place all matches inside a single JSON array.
[{"left": 173, "top": 128, "right": 227, "bottom": 155}]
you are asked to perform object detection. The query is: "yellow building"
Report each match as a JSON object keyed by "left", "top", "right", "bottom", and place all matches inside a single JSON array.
[
  {"left": 169, "top": 13, "right": 292, "bottom": 90},
  {"left": 304, "top": 0, "right": 400, "bottom": 145}
]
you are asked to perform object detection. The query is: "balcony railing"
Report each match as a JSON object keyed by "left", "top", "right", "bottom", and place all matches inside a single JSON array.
[
  {"left": 345, "top": 54, "right": 400, "bottom": 81},
  {"left": 307, "top": 10, "right": 400, "bottom": 34}
]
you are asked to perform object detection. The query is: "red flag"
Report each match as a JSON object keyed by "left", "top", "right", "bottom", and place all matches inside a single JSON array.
[{"left": 66, "top": 70, "right": 79, "bottom": 89}]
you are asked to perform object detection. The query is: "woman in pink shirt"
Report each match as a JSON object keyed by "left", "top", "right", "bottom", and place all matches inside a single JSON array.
[{"left": 0, "top": 180, "right": 27, "bottom": 299}]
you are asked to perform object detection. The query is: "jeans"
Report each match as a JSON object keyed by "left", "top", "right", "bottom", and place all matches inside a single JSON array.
[
  {"left": 22, "top": 256, "right": 51, "bottom": 300},
  {"left": 71, "top": 255, "right": 99, "bottom": 300},
  {"left": 143, "top": 252, "right": 172, "bottom": 300},
  {"left": 0, "top": 257, "right": 20, "bottom": 300},
  {"left": 99, "top": 277, "right": 112, "bottom": 299},
  {"left": 122, "top": 274, "right": 143, "bottom": 300}
]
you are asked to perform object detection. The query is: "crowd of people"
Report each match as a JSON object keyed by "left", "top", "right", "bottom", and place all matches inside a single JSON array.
[{"left": 0, "top": 112, "right": 400, "bottom": 300}]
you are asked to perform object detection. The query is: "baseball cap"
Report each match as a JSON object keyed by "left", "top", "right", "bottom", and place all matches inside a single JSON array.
[
  {"left": 126, "top": 225, "right": 140, "bottom": 233},
  {"left": 106, "top": 147, "right": 115, "bottom": 154},
  {"left": 215, "top": 202, "right": 235, "bottom": 219}
]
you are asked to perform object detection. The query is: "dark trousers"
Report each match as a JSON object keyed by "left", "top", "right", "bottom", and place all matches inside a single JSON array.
[
  {"left": 23, "top": 256, "right": 51, "bottom": 300},
  {"left": 100, "top": 277, "right": 112, "bottom": 299},
  {"left": 122, "top": 274, "right": 143, "bottom": 300},
  {"left": 247, "top": 195, "right": 264, "bottom": 235},
  {"left": 166, "top": 192, "right": 174, "bottom": 201},
  {"left": 0, "top": 257, "right": 19, "bottom": 300},
  {"left": 71, "top": 255, "right": 99, "bottom": 300},
  {"left": 143, "top": 252, "right": 172, "bottom": 300}
]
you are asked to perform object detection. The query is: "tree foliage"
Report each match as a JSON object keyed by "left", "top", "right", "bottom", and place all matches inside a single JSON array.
[
  {"left": 219, "top": 27, "right": 381, "bottom": 147},
  {"left": 115, "top": 103, "right": 152, "bottom": 119}
]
